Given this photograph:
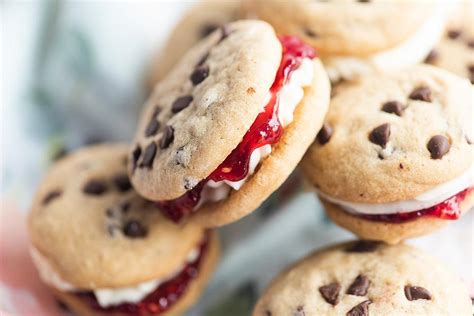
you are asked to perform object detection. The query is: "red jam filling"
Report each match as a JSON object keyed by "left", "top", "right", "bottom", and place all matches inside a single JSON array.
[
  {"left": 157, "top": 36, "right": 316, "bottom": 222},
  {"left": 357, "top": 187, "right": 473, "bottom": 223},
  {"left": 75, "top": 232, "right": 210, "bottom": 315}
]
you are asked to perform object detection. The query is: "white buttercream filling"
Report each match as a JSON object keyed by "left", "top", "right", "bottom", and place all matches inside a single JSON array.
[
  {"left": 319, "top": 164, "right": 474, "bottom": 215},
  {"left": 197, "top": 58, "right": 315, "bottom": 207},
  {"left": 30, "top": 246, "right": 200, "bottom": 308},
  {"left": 324, "top": 3, "right": 446, "bottom": 82}
]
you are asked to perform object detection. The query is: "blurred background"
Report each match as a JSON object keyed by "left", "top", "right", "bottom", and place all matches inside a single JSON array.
[{"left": 1, "top": 1, "right": 473, "bottom": 315}]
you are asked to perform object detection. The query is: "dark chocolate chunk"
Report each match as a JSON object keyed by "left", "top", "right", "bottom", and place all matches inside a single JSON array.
[
  {"left": 200, "top": 23, "right": 219, "bottom": 38},
  {"left": 346, "top": 240, "right": 380, "bottom": 253},
  {"left": 317, "top": 123, "right": 333, "bottom": 145},
  {"left": 190, "top": 65, "right": 210, "bottom": 85},
  {"left": 409, "top": 86, "right": 432, "bottom": 102},
  {"left": 347, "top": 300, "right": 371, "bottom": 316},
  {"left": 265, "top": 311, "right": 272, "bottom": 316},
  {"left": 347, "top": 275, "right": 370, "bottom": 296},
  {"left": 160, "top": 126, "right": 174, "bottom": 149},
  {"left": 42, "top": 190, "right": 62, "bottom": 205},
  {"left": 139, "top": 142, "right": 157, "bottom": 168},
  {"left": 369, "top": 123, "right": 391, "bottom": 148},
  {"left": 145, "top": 118, "right": 160, "bottom": 137},
  {"left": 381, "top": 101, "right": 404, "bottom": 116},
  {"left": 131, "top": 145, "right": 142, "bottom": 171},
  {"left": 319, "top": 282, "right": 341, "bottom": 305},
  {"left": 83, "top": 180, "right": 108, "bottom": 195},
  {"left": 123, "top": 220, "right": 148, "bottom": 238},
  {"left": 113, "top": 174, "right": 132, "bottom": 192},
  {"left": 172, "top": 95, "right": 193, "bottom": 113},
  {"left": 447, "top": 29, "right": 462, "bottom": 39},
  {"left": 427, "top": 135, "right": 450, "bottom": 159},
  {"left": 404, "top": 286, "right": 432, "bottom": 301}
]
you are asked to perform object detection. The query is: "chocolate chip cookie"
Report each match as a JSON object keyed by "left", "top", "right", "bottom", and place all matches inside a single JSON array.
[
  {"left": 301, "top": 65, "right": 473, "bottom": 243},
  {"left": 254, "top": 241, "right": 471, "bottom": 316},
  {"left": 130, "top": 20, "right": 331, "bottom": 227},
  {"left": 28, "top": 144, "right": 219, "bottom": 315}
]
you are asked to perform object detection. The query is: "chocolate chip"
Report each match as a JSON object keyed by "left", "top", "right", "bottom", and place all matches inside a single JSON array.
[
  {"left": 160, "top": 126, "right": 174, "bottom": 149},
  {"left": 369, "top": 123, "right": 390, "bottom": 148},
  {"left": 409, "top": 86, "right": 432, "bottom": 102},
  {"left": 381, "top": 101, "right": 404, "bottom": 116},
  {"left": 145, "top": 118, "right": 160, "bottom": 137},
  {"left": 317, "top": 123, "right": 333, "bottom": 145},
  {"left": 123, "top": 220, "right": 148, "bottom": 238},
  {"left": 347, "top": 300, "right": 371, "bottom": 316},
  {"left": 447, "top": 29, "right": 462, "bottom": 39},
  {"left": 200, "top": 23, "right": 219, "bottom": 38},
  {"left": 131, "top": 145, "right": 142, "bottom": 171},
  {"left": 427, "top": 135, "right": 450, "bottom": 159},
  {"left": 172, "top": 95, "right": 193, "bottom": 113},
  {"left": 346, "top": 240, "right": 379, "bottom": 253},
  {"left": 399, "top": 163, "right": 404, "bottom": 169},
  {"left": 113, "top": 174, "right": 132, "bottom": 192},
  {"left": 42, "top": 190, "right": 62, "bottom": 205},
  {"left": 319, "top": 282, "right": 341, "bottom": 305},
  {"left": 190, "top": 65, "right": 209, "bottom": 85},
  {"left": 196, "top": 52, "right": 210, "bottom": 67},
  {"left": 265, "top": 311, "right": 272, "bottom": 316},
  {"left": 347, "top": 275, "right": 370, "bottom": 296},
  {"left": 139, "top": 142, "right": 157, "bottom": 168},
  {"left": 83, "top": 180, "right": 108, "bottom": 195},
  {"left": 304, "top": 28, "right": 317, "bottom": 38},
  {"left": 404, "top": 286, "right": 432, "bottom": 301},
  {"left": 295, "top": 306, "right": 305, "bottom": 316},
  {"left": 467, "top": 39, "right": 474, "bottom": 48},
  {"left": 358, "top": 0, "right": 371, "bottom": 2}
]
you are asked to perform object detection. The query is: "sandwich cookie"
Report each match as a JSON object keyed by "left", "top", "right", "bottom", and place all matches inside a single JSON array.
[
  {"left": 148, "top": 0, "right": 243, "bottom": 87},
  {"left": 254, "top": 240, "right": 471, "bottom": 316},
  {"left": 28, "top": 144, "right": 219, "bottom": 315},
  {"left": 244, "top": 0, "right": 446, "bottom": 83},
  {"left": 130, "top": 20, "right": 331, "bottom": 227},
  {"left": 301, "top": 65, "right": 474, "bottom": 244},
  {"left": 425, "top": 2, "right": 474, "bottom": 83}
]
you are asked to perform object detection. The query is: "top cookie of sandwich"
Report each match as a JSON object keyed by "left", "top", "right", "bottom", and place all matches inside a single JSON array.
[
  {"left": 28, "top": 144, "right": 205, "bottom": 288},
  {"left": 254, "top": 241, "right": 471, "bottom": 316},
  {"left": 244, "top": 0, "right": 436, "bottom": 56},
  {"left": 425, "top": 2, "right": 474, "bottom": 83},
  {"left": 148, "top": 0, "right": 243, "bottom": 86},
  {"left": 301, "top": 65, "right": 473, "bottom": 203},
  {"left": 130, "top": 20, "right": 282, "bottom": 200}
]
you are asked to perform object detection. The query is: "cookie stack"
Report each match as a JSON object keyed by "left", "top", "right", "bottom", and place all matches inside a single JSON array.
[{"left": 27, "top": 1, "right": 473, "bottom": 315}]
